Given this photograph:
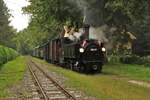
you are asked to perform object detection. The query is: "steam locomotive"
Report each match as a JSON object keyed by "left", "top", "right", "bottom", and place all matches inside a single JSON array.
[{"left": 33, "top": 25, "right": 106, "bottom": 73}]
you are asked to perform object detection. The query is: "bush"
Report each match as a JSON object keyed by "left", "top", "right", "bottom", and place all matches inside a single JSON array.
[
  {"left": 108, "top": 54, "right": 150, "bottom": 67},
  {"left": 0, "top": 45, "right": 19, "bottom": 65},
  {"left": 107, "top": 55, "right": 120, "bottom": 64},
  {"left": 120, "top": 55, "right": 144, "bottom": 64},
  {"left": 120, "top": 55, "right": 150, "bottom": 67},
  {"left": 143, "top": 56, "right": 150, "bottom": 67}
]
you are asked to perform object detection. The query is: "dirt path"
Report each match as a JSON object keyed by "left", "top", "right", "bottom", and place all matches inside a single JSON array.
[
  {"left": 111, "top": 74, "right": 150, "bottom": 89},
  {"left": 128, "top": 80, "right": 150, "bottom": 88}
]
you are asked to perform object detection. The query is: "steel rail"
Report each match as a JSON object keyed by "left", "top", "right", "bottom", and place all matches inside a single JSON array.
[
  {"left": 27, "top": 62, "right": 49, "bottom": 100},
  {"left": 31, "top": 60, "right": 77, "bottom": 100}
]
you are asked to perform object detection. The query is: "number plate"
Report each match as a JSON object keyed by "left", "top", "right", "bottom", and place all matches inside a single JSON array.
[{"left": 90, "top": 48, "right": 97, "bottom": 51}]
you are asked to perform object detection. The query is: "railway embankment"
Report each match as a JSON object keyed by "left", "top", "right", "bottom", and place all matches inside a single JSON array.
[{"left": 33, "top": 57, "right": 150, "bottom": 100}]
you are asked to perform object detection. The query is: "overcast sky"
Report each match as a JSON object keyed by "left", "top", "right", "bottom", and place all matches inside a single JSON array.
[{"left": 4, "top": 0, "right": 30, "bottom": 31}]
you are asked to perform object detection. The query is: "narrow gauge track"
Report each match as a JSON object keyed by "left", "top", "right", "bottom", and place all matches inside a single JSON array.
[{"left": 27, "top": 60, "right": 77, "bottom": 100}]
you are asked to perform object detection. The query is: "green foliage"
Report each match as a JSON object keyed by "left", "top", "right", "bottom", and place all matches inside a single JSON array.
[
  {"left": 0, "top": 0, "right": 16, "bottom": 47},
  {"left": 13, "top": 23, "right": 55, "bottom": 54},
  {"left": 0, "top": 45, "right": 19, "bottom": 65},
  {"left": 132, "top": 16, "right": 150, "bottom": 56},
  {"left": 120, "top": 55, "right": 143, "bottom": 64},
  {"left": 105, "top": 0, "right": 150, "bottom": 55},
  {"left": 24, "top": 0, "right": 82, "bottom": 30},
  {"left": 143, "top": 56, "right": 150, "bottom": 67},
  {"left": 107, "top": 55, "right": 120, "bottom": 64},
  {"left": 108, "top": 53, "right": 150, "bottom": 67},
  {"left": 24, "top": 0, "right": 83, "bottom": 34},
  {"left": 105, "top": 0, "right": 150, "bottom": 26}
]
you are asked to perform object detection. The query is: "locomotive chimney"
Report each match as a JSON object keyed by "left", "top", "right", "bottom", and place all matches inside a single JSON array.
[{"left": 83, "top": 24, "right": 90, "bottom": 39}]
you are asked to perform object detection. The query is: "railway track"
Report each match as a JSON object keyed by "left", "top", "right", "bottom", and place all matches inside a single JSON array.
[{"left": 27, "top": 60, "right": 78, "bottom": 100}]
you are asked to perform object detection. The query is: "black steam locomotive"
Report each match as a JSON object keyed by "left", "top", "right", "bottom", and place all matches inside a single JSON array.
[{"left": 33, "top": 25, "right": 106, "bottom": 73}]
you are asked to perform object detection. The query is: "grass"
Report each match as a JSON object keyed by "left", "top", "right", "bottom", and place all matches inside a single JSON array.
[
  {"left": 33, "top": 58, "right": 150, "bottom": 100},
  {"left": 0, "top": 56, "right": 26, "bottom": 98},
  {"left": 103, "top": 63, "right": 150, "bottom": 83}
]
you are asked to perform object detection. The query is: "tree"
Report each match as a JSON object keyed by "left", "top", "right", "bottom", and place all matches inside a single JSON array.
[
  {"left": 104, "top": 0, "right": 150, "bottom": 55},
  {"left": 0, "top": 0, "right": 15, "bottom": 47},
  {"left": 23, "top": 0, "right": 82, "bottom": 33}
]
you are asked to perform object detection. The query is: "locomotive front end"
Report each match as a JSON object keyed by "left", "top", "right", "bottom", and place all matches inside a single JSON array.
[{"left": 78, "top": 39, "right": 106, "bottom": 72}]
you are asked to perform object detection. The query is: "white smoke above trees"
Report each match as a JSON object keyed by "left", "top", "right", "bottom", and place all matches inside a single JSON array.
[
  {"left": 73, "top": 0, "right": 105, "bottom": 26},
  {"left": 89, "top": 26, "right": 108, "bottom": 42},
  {"left": 89, "top": 25, "right": 117, "bottom": 49},
  {"left": 67, "top": 0, "right": 104, "bottom": 25},
  {"left": 68, "top": 0, "right": 116, "bottom": 48}
]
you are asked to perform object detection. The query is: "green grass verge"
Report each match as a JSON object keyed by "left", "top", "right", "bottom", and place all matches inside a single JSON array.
[
  {"left": 0, "top": 56, "right": 26, "bottom": 98},
  {"left": 33, "top": 58, "right": 150, "bottom": 100}
]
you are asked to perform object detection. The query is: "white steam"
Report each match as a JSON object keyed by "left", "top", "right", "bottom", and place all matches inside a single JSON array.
[
  {"left": 89, "top": 25, "right": 108, "bottom": 43},
  {"left": 68, "top": 0, "right": 116, "bottom": 49}
]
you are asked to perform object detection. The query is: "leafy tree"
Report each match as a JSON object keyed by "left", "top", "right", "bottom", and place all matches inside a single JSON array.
[
  {"left": 104, "top": 0, "right": 150, "bottom": 55},
  {"left": 23, "top": 0, "right": 82, "bottom": 33},
  {"left": 0, "top": 0, "right": 15, "bottom": 47}
]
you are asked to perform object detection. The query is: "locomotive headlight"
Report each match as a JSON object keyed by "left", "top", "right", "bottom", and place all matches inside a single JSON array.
[
  {"left": 102, "top": 47, "right": 106, "bottom": 52},
  {"left": 79, "top": 48, "right": 84, "bottom": 53}
]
